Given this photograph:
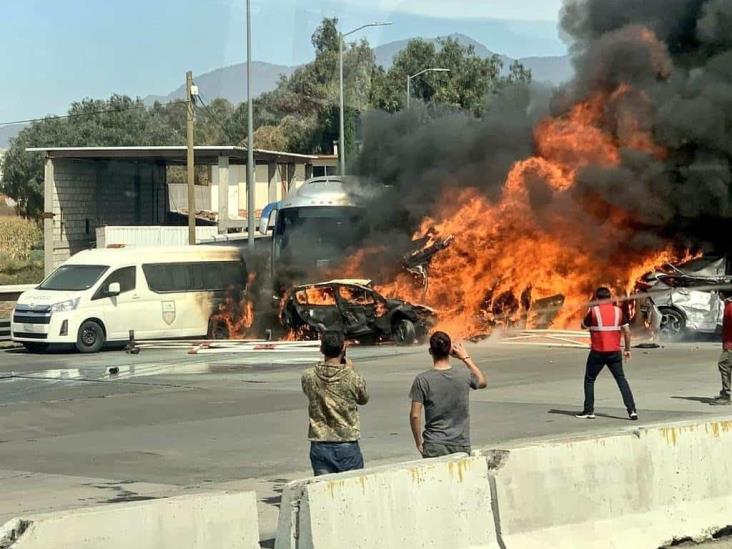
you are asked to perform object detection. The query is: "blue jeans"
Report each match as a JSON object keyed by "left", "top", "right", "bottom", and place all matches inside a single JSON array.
[{"left": 309, "top": 441, "right": 364, "bottom": 476}]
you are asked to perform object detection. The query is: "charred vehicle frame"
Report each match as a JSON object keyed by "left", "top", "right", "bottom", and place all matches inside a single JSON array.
[{"left": 280, "top": 279, "right": 436, "bottom": 344}]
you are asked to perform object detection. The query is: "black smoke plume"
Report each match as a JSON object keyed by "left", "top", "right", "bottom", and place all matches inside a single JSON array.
[{"left": 354, "top": 0, "right": 732, "bottom": 266}]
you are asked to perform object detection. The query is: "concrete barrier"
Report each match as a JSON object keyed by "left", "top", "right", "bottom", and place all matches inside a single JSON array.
[
  {"left": 275, "top": 454, "right": 498, "bottom": 549},
  {"left": 0, "top": 491, "right": 260, "bottom": 549},
  {"left": 487, "top": 417, "right": 732, "bottom": 548}
]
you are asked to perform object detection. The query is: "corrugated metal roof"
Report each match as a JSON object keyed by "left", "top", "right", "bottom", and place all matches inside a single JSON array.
[{"left": 25, "top": 146, "right": 317, "bottom": 164}]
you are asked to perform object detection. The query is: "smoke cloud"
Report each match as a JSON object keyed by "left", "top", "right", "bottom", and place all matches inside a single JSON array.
[{"left": 354, "top": 0, "right": 732, "bottom": 263}]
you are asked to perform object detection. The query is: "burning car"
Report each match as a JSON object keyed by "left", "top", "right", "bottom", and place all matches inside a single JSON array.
[
  {"left": 280, "top": 279, "right": 436, "bottom": 344},
  {"left": 636, "top": 256, "right": 732, "bottom": 337}
]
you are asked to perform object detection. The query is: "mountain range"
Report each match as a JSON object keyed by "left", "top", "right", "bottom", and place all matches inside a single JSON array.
[
  {"left": 1, "top": 34, "right": 572, "bottom": 147},
  {"left": 144, "top": 33, "right": 572, "bottom": 107}
]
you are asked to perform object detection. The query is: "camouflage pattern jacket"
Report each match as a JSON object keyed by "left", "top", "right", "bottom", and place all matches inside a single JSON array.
[{"left": 301, "top": 362, "right": 369, "bottom": 442}]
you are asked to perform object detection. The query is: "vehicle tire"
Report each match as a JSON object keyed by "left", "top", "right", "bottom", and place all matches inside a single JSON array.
[
  {"left": 76, "top": 320, "right": 105, "bottom": 353},
  {"left": 394, "top": 318, "right": 417, "bottom": 346},
  {"left": 22, "top": 342, "right": 49, "bottom": 353},
  {"left": 207, "top": 319, "right": 230, "bottom": 340},
  {"left": 658, "top": 308, "right": 686, "bottom": 339}
]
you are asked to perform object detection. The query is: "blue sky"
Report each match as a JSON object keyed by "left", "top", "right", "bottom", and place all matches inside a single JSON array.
[{"left": 0, "top": 0, "right": 567, "bottom": 123}]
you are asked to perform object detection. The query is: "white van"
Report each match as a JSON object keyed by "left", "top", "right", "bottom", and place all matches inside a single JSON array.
[{"left": 11, "top": 246, "right": 247, "bottom": 353}]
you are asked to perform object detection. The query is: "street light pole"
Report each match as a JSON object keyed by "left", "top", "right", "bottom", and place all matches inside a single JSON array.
[
  {"left": 338, "top": 33, "right": 345, "bottom": 176},
  {"left": 338, "top": 21, "right": 391, "bottom": 175},
  {"left": 406, "top": 68, "right": 450, "bottom": 111},
  {"left": 246, "top": 0, "right": 255, "bottom": 251}
]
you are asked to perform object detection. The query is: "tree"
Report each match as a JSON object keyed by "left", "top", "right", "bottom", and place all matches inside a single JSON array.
[
  {"left": 1, "top": 95, "right": 184, "bottom": 219},
  {"left": 371, "top": 37, "right": 530, "bottom": 116}
]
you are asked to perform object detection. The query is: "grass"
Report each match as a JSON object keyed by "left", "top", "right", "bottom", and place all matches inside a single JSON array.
[
  {"left": 0, "top": 253, "right": 44, "bottom": 285},
  {"left": 0, "top": 217, "right": 44, "bottom": 285}
]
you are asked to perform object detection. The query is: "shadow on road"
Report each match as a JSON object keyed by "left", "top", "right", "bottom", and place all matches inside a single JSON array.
[
  {"left": 671, "top": 396, "right": 719, "bottom": 405},
  {"left": 548, "top": 409, "right": 629, "bottom": 421}
]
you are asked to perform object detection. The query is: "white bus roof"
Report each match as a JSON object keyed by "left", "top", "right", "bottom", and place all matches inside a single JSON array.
[{"left": 64, "top": 246, "right": 242, "bottom": 267}]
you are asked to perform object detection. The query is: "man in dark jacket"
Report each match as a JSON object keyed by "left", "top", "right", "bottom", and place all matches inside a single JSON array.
[{"left": 301, "top": 330, "right": 369, "bottom": 475}]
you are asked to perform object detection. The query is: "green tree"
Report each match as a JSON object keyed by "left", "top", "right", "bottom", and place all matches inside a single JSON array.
[
  {"left": 371, "top": 37, "right": 530, "bottom": 116},
  {"left": 1, "top": 95, "right": 184, "bottom": 219}
]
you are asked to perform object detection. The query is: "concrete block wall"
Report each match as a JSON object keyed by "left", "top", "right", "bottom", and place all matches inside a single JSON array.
[
  {"left": 52, "top": 159, "right": 97, "bottom": 266},
  {"left": 49, "top": 159, "right": 166, "bottom": 269}
]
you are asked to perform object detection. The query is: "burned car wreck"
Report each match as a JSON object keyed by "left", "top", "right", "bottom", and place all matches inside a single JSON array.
[
  {"left": 280, "top": 279, "right": 436, "bottom": 344},
  {"left": 636, "top": 256, "right": 732, "bottom": 337}
]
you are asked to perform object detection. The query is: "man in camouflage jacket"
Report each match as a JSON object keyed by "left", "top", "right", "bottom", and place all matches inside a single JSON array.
[{"left": 301, "top": 330, "right": 369, "bottom": 475}]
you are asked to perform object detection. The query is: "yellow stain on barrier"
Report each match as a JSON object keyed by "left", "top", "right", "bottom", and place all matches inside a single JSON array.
[
  {"left": 409, "top": 466, "right": 427, "bottom": 485},
  {"left": 326, "top": 479, "right": 347, "bottom": 499},
  {"left": 661, "top": 421, "right": 732, "bottom": 446},
  {"left": 448, "top": 459, "right": 469, "bottom": 483}
]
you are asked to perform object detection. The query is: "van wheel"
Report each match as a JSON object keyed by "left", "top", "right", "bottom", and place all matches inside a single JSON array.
[
  {"left": 208, "top": 319, "right": 230, "bottom": 340},
  {"left": 23, "top": 342, "right": 49, "bottom": 353},
  {"left": 394, "top": 318, "right": 416, "bottom": 346},
  {"left": 76, "top": 320, "right": 105, "bottom": 353}
]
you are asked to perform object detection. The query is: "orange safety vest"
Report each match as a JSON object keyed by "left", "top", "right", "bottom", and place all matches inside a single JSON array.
[{"left": 587, "top": 303, "right": 624, "bottom": 352}]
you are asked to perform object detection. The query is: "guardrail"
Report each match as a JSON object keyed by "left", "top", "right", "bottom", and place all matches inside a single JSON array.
[{"left": 0, "top": 284, "right": 34, "bottom": 342}]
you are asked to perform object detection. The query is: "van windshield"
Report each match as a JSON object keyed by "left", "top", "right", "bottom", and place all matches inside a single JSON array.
[{"left": 39, "top": 265, "right": 109, "bottom": 291}]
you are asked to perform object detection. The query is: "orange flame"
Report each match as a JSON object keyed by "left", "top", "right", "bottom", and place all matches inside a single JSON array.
[
  {"left": 342, "top": 74, "right": 688, "bottom": 339},
  {"left": 210, "top": 273, "right": 257, "bottom": 338}
]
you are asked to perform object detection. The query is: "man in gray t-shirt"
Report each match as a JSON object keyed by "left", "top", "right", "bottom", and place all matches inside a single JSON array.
[{"left": 409, "top": 331, "right": 487, "bottom": 458}]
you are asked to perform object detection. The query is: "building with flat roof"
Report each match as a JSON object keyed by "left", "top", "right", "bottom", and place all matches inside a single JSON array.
[{"left": 27, "top": 146, "right": 323, "bottom": 274}]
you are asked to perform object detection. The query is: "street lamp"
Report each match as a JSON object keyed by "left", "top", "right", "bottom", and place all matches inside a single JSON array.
[
  {"left": 246, "top": 0, "right": 255, "bottom": 251},
  {"left": 407, "top": 68, "right": 450, "bottom": 110},
  {"left": 339, "top": 21, "right": 392, "bottom": 176}
]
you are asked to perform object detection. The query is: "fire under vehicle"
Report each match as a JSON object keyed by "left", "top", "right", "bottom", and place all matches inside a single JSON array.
[
  {"left": 280, "top": 279, "right": 437, "bottom": 345},
  {"left": 636, "top": 256, "right": 732, "bottom": 337}
]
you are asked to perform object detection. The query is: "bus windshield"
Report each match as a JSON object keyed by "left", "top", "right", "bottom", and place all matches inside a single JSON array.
[{"left": 274, "top": 206, "right": 367, "bottom": 273}]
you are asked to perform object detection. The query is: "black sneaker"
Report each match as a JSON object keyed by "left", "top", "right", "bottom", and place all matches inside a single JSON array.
[
  {"left": 710, "top": 395, "right": 731, "bottom": 406},
  {"left": 629, "top": 411, "right": 639, "bottom": 421},
  {"left": 575, "top": 411, "right": 595, "bottom": 419}
]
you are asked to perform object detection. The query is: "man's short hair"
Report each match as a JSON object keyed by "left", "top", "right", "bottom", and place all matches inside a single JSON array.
[
  {"left": 595, "top": 287, "right": 612, "bottom": 300},
  {"left": 320, "top": 330, "right": 345, "bottom": 359},
  {"left": 429, "top": 331, "right": 452, "bottom": 360}
]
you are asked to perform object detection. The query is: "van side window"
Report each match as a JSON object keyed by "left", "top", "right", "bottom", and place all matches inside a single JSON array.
[
  {"left": 92, "top": 266, "right": 136, "bottom": 300},
  {"left": 143, "top": 262, "right": 246, "bottom": 293}
]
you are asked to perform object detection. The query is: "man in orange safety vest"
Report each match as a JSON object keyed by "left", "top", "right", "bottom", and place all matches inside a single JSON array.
[{"left": 576, "top": 287, "right": 638, "bottom": 421}]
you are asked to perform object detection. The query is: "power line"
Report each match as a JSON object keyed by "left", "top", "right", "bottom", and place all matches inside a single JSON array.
[{"left": 0, "top": 100, "right": 187, "bottom": 128}]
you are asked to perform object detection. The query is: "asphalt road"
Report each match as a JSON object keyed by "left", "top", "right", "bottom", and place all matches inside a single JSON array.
[{"left": 1, "top": 338, "right": 730, "bottom": 544}]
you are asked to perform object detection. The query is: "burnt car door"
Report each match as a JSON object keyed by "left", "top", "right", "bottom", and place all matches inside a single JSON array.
[
  {"left": 292, "top": 285, "right": 344, "bottom": 332},
  {"left": 336, "top": 285, "right": 378, "bottom": 337}
]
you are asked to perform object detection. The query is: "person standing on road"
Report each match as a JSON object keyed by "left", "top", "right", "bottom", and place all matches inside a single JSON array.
[
  {"left": 409, "top": 331, "right": 487, "bottom": 458},
  {"left": 576, "top": 287, "right": 638, "bottom": 421},
  {"left": 301, "top": 330, "right": 369, "bottom": 476},
  {"left": 710, "top": 291, "right": 732, "bottom": 406}
]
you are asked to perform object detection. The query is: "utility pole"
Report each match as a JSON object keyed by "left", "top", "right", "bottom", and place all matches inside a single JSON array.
[
  {"left": 338, "top": 22, "right": 391, "bottom": 176},
  {"left": 186, "top": 70, "right": 196, "bottom": 245},
  {"left": 246, "top": 0, "right": 255, "bottom": 252}
]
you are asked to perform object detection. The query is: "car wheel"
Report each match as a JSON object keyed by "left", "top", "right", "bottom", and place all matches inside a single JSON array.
[
  {"left": 22, "top": 342, "right": 49, "bottom": 353},
  {"left": 394, "top": 318, "right": 417, "bottom": 346},
  {"left": 659, "top": 308, "right": 686, "bottom": 339},
  {"left": 207, "top": 319, "right": 230, "bottom": 340},
  {"left": 76, "top": 320, "right": 105, "bottom": 353}
]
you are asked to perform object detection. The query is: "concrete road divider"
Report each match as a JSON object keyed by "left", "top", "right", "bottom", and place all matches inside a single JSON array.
[
  {"left": 275, "top": 454, "right": 499, "bottom": 549},
  {"left": 0, "top": 490, "right": 260, "bottom": 549},
  {"left": 486, "top": 417, "right": 732, "bottom": 548}
]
